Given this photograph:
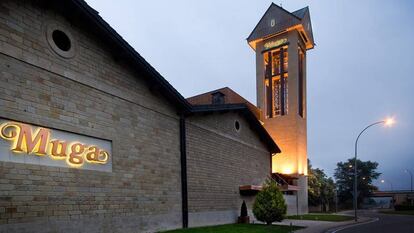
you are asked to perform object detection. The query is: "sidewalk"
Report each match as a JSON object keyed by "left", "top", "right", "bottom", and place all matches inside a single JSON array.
[{"left": 275, "top": 215, "right": 372, "bottom": 233}]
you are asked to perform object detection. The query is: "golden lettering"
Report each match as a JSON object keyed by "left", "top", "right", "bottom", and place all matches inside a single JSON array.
[
  {"left": 0, "top": 121, "right": 110, "bottom": 168},
  {"left": 50, "top": 140, "right": 68, "bottom": 159},
  {"left": 68, "top": 143, "right": 85, "bottom": 166},
  {"left": 264, "top": 38, "right": 288, "bottom": 50},
  {"left": 6, "top": 123, "right": 49, "bottom": 155}
]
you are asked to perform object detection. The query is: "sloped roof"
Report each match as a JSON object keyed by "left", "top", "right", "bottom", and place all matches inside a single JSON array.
[
  {"left": 247, "top": 3, "right": 301, "bottom": 43},
  {"left": 292, "top": 7, "right": 308, "bottom": 19},
  {"left": 43, "top": 0, "right": 192, "bottom": 113},
  {"left": 187, "top": 87, "right": 261, "bottom": 119},
  {"left": 247, "top": 3, "right": 314, "bottom": 50}
]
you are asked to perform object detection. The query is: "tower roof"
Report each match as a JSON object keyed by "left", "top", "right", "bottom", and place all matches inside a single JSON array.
[{"left": 247, "top": 3, "right": 314, "bottom": 50}]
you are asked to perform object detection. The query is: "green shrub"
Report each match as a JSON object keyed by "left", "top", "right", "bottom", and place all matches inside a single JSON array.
[
  {"left": 253, "top": 178, "right": 287, "bottom": 225},
  {"left": 240, "top": 200, "right": 248, "bottom": 217}
]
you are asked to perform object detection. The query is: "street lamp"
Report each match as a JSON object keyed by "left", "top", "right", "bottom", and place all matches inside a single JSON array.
[
  {"left": 381, "top": 179, "right": 393, "bottom": 191},
  {"left": 353, "top": 117, "right": 394, "bottom": 222},
  {"left": 405, "top": 169, "right": 413, "bottom": 192}
]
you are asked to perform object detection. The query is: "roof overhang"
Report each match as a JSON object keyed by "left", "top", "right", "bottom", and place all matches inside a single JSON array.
[{"left": 248, "top": 24, "right": 314, "bottom": 51}]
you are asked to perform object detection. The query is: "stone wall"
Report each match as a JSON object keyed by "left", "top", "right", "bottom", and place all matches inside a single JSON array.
[
  {"left": 0, "top": 1, "right": 281, "bottom": 232},
  {"left": 0, "top": 1, "right": 182, "bottom": 232},
  {"left": 186, "top": 112, "right": 271, "bottom": 226}
]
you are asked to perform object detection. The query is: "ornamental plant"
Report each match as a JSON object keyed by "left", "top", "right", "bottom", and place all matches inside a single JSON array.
[
  {"left": 240, "top": 200, "right": 248, "bottom": 217},
  {"left": 253, "top": 178, "right": 287, "bottom": 225}
]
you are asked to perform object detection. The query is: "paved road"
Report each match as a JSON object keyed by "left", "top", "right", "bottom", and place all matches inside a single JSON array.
[{"left": 333, "top": 210, "right": 414, "bottom": 233}]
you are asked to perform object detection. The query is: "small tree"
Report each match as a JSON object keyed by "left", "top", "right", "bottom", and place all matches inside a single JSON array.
[
  {"left": 253, "top": 178, "right": 287, "bottom": 225},
  {"left": 240, "top": 200, "right": 248, "bottom": 217},
  {"left": 238, "top": 200, "right": 250, "bottom": 223}
]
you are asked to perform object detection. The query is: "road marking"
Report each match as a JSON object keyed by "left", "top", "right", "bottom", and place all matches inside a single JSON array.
[{"left": 326, "top": 218, "right": 379, "bottom": 233}]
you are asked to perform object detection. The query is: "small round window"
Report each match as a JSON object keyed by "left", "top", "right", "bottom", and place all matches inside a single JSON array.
[
  {"left": 46, "top": 23, "right": 76, "bottom": 59},
  {"left": 52, "top": 30, "right": 71, "bottom": 51},
  {"left": 234, "top": 120, "right": 241, "bottom": 132}
]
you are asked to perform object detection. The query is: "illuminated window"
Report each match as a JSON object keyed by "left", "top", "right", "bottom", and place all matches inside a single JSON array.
[
  {"left": 273, "top": 74, "right": 288, "bottom": 116},
  {"left": 264, "top": 46, "right": 288, "bottom": 118}
]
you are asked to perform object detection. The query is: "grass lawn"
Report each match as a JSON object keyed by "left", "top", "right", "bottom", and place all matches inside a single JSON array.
[
  {"left": 286, "top": 214, "right": 354, "bottom": 222},
  {"left": 160, "top": 224, "right": 303, "bottom": 233},
  {"left": 380, "top": 210, "right": 414, "bottom": 216}
]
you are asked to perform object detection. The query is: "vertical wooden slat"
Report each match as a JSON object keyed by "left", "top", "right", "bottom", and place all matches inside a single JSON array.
[
  {"left": 280, "top": 47, "right": 285, "bottom": 115},
  {"left": 266, "top": 51, "right": 273, "bottom": 118}
]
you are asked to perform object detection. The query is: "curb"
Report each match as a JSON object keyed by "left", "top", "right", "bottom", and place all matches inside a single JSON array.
[{"left": 324, "top": 217, "right": 379, "bottom": 233}]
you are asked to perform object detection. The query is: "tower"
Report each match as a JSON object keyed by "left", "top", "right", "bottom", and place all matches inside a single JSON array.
[{"left": 247, "top": 4, "right": 314, "bottom": 214}]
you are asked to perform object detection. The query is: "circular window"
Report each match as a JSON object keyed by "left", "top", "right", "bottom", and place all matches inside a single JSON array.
[
  {"left": 45, "top": 23, "right": 76, "bottom": 59},
  {"left": 52, "top": 30, "right": 71, "bottom": 51},
  {"left": 234, "top": 120, "right": 240, "bottom": 132}
]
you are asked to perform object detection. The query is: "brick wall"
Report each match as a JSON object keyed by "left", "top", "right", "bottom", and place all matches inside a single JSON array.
[
  {"left": 0, "top": 1, "right": 277, "bottom": 232},
  {"left": 186, "top": 112, "right": 271, "bottom": 226},
  {"left": 0, "top": 1, "right": 182, "bottom": 232}
]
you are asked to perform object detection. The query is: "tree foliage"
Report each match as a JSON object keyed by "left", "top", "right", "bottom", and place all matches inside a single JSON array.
[
  {"left": 334, "top": 158, "right": 380, "bottom": 208},
  {"left": 253, "top": 178, "right": 287, "bottom": 224},
  {"left": 308, "top": 160, "right": 336, "bottom": 211}
]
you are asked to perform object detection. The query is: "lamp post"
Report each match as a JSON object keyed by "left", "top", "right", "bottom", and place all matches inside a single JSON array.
[
  {"left": 334, "top": 188, "right": 338, "bottom": 213},
  {"left": 353, "top": 118, "right": 394, "bottom": 222},
  {"left": 405, "top": 169, "right": 413, "bottom": 192}
]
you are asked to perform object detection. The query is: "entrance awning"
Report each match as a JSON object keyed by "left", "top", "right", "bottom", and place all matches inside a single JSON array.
[{"left": 239, "top": 185, "right": 262, "bottom": 195}]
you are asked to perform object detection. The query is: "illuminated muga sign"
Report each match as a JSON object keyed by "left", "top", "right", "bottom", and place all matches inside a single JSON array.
[
  {"left": 263, "top": 38, "right": 287, "bottom": 50},
  {"left": 0, "top": 119, "right": 112, "bottom": 171}
]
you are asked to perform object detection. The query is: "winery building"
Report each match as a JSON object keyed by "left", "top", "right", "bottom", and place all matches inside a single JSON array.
[{"left": 0, "top": 1, "right": 314, "bottom": 232}]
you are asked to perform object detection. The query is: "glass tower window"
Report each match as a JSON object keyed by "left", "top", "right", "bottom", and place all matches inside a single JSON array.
[
  {"left": 264, "top": 46, "right": 288, "bottom": 118},
  {"left": 273, "top": 74, "right": 288, "bottom": 116}
]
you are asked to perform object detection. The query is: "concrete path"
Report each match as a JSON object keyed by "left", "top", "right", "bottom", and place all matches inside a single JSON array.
[{"left": 275, "top": 212, "right": 373, "bottom": 233}]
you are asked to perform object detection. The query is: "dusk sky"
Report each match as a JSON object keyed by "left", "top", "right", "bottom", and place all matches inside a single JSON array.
[{"left": 85, "top": 0, "right": 414, "bottom": 191}]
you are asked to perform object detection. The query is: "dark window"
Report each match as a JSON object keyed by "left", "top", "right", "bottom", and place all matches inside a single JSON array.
[
  {"left": 298, "top": 48, "right": 305, "bottom": 118},
  {"left": 211, "top": 92, "right": 225, "bottom": 104},
  {"left": 52, "top": 30, "right": 71, "bottom": 51},
  {"left": 234, "top": 121, "right": 240, "bottom": 131}
]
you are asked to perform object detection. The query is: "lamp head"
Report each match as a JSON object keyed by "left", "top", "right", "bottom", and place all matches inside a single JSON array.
[{"left": 384, "top": 117, "right": 395, "bottom": 127}]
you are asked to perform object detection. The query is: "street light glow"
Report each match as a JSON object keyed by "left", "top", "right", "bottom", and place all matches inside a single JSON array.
[{"left": 384, "top": 117, "right": 395, "bottom": 127}]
